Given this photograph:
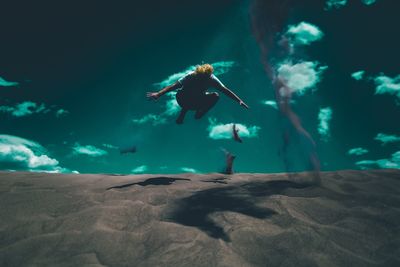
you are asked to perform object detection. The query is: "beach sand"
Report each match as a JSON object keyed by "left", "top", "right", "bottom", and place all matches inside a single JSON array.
[{"left": 1, "top": 170, "right": 399, "bottom": 267}]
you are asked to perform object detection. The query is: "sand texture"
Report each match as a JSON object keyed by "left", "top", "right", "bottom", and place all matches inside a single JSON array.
[{"left": 1, "top": 170, "right": 400, "bottom": 267}]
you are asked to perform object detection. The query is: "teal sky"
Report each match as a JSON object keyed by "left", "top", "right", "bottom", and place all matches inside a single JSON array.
[{"left": 1, "top": 0, "right": 400, "bottom": 174}]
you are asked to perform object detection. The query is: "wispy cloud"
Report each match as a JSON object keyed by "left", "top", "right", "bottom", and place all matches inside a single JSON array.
[
  {"left": 164, "top": 91, "right": 180, "bottom": 116},
  {"left": 207, "top": 118, "right": 260, "bottom": 140},
  {"left": 286, "top": 22, "right": 324, "bottom": 46},
  {"left": 325, "top": 0, "right": 347, "bottom": 10},
  {"left": 356, "top": 151, "right": 400, "bottom": 169},
  {"left": 56, "top": 109, "right": 69, "bottom": 118},
  {"left": 0, "top": 101, "right": 48, "bottom": 117},
  {"left": 351, "top": 70, "right": 365, "bottom": 81},
  {"left": 180, "top": 167, "right": 199, "bottom": 173},
  {"left": 72, "top": 143, "right": 108, "bottom": 157},
  {"left": 277, "top": 61, "right": 327, "bottom": 96},
  {"left": 261, "top": 100, "right": 278, "bottom": 109},
  {"left": 132, "top": 93, "right": 178, "bottom": 126},
  {"left": 373, "top": 74, "right": 400, "bottom": 100},
  {"left": 131, "top": 165, "right": 148, "bottom": 174},
  {"left": 0, "top": 134, "right": 76, "bottom": 173},
  {"left": 318, "top": 107, "right": 333, "bottom": 140},
  {"left": 375, "top": 133, "right": 400, "bottom": 145},
  {"left": 210, "top": 61, "right": 236, "bottom": 76},
  {"left": 154, "top": 67, "right": 195, "bottom": 89},
  {"left": 362, "top": 0, "right": 377, "bottom": 5},
  {"left": 348, "top": 147, "right": 369, "bottom": 156},
  {"left": 102, "top": 143, "right": 119, "bottom": 149},
  {"left": 132, "top": 114, "right": 167, "bottom": 125},
  {"left": 0, "top": 101, "right": 69, "bottom": 118},
  {"left": 261, "top": 99, "right": 296, "bottom": 109},
  {"left": 0, "top": 76, "right": 19, "bottom": 87},
  {"left": 154, "top": 61, "right": 236, "bottom": 89}
]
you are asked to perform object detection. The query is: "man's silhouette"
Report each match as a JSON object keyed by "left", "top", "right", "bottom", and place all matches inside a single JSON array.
[{"left": 147, "top": 64, "right": 249, "bottom": 124}]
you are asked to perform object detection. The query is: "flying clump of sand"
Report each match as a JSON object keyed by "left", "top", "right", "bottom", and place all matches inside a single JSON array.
[{"left": 0, "top": 170, "right": 400, "bottom": 267}]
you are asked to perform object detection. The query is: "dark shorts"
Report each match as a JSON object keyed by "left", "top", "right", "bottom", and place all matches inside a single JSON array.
[{"left": 176, "top": 90, "right": 218, "bottom": 110}]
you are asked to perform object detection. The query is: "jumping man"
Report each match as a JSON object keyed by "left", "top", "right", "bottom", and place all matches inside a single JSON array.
[{"left": 147, "top": 64, "right": 249, "bottom": 124}]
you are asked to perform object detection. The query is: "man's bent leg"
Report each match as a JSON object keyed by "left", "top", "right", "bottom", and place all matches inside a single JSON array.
[
  {"left": 194, "top": 92, "right": 219, "bottom": 119},
  {"left": 176, "top": 108, "right": 188, "bottom": 124}
]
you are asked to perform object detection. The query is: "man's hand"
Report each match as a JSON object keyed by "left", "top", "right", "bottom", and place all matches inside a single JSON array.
[
  {"left": 239, "top": 100, "right": 249, "bottom": 109},
  {"left": 146, "top": 92, "right": 160, "bottom": 101}
]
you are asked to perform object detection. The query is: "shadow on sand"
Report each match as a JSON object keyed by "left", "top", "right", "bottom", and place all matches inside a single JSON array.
[
  {"left": 107, "top": 177, "right": 191, "bottom": 190},
  {"left": 164, "top": 180, "right": 312, "bottom": 241},
  {"left": 201, "top": 177, "right": 229, "bottom": 184}
]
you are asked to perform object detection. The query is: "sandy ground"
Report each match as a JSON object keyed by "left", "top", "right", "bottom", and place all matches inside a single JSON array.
[{"left": 0, "top": 170, "right": 400, "bottom": 267}]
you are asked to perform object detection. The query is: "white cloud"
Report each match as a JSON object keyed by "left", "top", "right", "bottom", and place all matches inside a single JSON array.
[
  {"left": 362, "top": 0, "right": 377, "bottom": 5},
  {"left": 72, "top": 143, "right": 108, "bottom": 157},
  {"left": 277, "top": 61, "right": 327, "bottom": 96},
  {"left": 351, "top": 70, "right": 365, "bottom": 81},
  {"left": 286, "top": 22, "right": 324, "bottom": 46},
  {"left": 154, "top": 67, "right": 195, "bottom": 89},
  {"left": 211, "top": 61, "right": 236, "bottom": 76},
  {"left": 373, "top": 74, "right": 400, "bottom": 100},
  {"left": 132, "top": 92, "right": 178, "bottom": 125},
  {"left": 393, "top": 151, "right": 400, "bottom": 162},
  {"left": 348, "top": 147, "right": 369, "bottom": 156},
  {"left": 375, "top": 133, "right": 400, "bottom": 145},
  {"left": 102, "top": 143, "right": 118, "bottom": 149},
  {"left": 131, "top": 165, "right": 148, "bottom": 174},
  {"left": 0, "top": 134, "right": 74, "bottom": 173},
  {"left": 262, "top": 100, "right": 278, "bottom": 109},
  {"left": 164, "top": 91, "right": 180, "bottom": 116},
  {"left": 0, "top": 76, "right": 19, "bottom": 87},
  {"left": 154, "top": 61, "right": 236, "bottom": 89},
  {"left": 1, "top": 145, "right": 58, "bottom": 169},
  {"left": 356, "top": 151, "right": 400, "bottom": 169},
  {"left": 376, "top": 159, "right": 399, "bottom": 168},
  {"left": 56, "top": 109, "right": 69, "bottom": 118},
  {"left": 261, "top": 99, "right": 296, "bottom": 110},
  {"left": 180, "top": 167, "right": 198, "bottom": 173},
  {"left": 207, "top": 118, "right": 260, "bottom": 140},
  {"left": 325, "top": 0, "right": 348, "bottom": 10},
  {"left": 0, "top": 102, "right": 69, "bottom": 118},
  {"left": 0, "top": 101, "right": 49, "bottom": 117},
  {"left": 132, "top": 114, "right": 167, "bottom": 125},
  {"left": 355, "top": 160, "right": 376, "bottom": 167},
  {"left": 318, "top": 107, "right": 333, "bottom": 140}
]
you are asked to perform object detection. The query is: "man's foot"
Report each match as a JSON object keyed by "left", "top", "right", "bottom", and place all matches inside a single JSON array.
[
  {"left": 194, "top": 109, "right": 207, "bottom": 119},
  {"left": 176, "top": 109, "right": 188, "bottom": 124}
]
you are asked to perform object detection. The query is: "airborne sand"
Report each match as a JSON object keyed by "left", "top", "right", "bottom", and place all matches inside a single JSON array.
[{"left": 1, "top": 170, "right": 400, "bottom": 267}]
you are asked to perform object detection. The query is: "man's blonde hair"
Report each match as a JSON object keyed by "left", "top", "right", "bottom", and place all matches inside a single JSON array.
[{"left": 195, "top": 64, "right": 214, "bottom": 76}]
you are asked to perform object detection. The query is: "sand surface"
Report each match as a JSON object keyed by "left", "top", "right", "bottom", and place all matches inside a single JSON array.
[{"left": 1, "top": 170, "right": 400, "bottom": 267}]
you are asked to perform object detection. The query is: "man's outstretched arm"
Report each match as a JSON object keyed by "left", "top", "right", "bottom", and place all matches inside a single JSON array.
[
  {"left": 146, "top": 82, "right": 181, "bottom": 101},
  {"left": 215, "top": 83, "right": 249, "bottom": 109}
]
